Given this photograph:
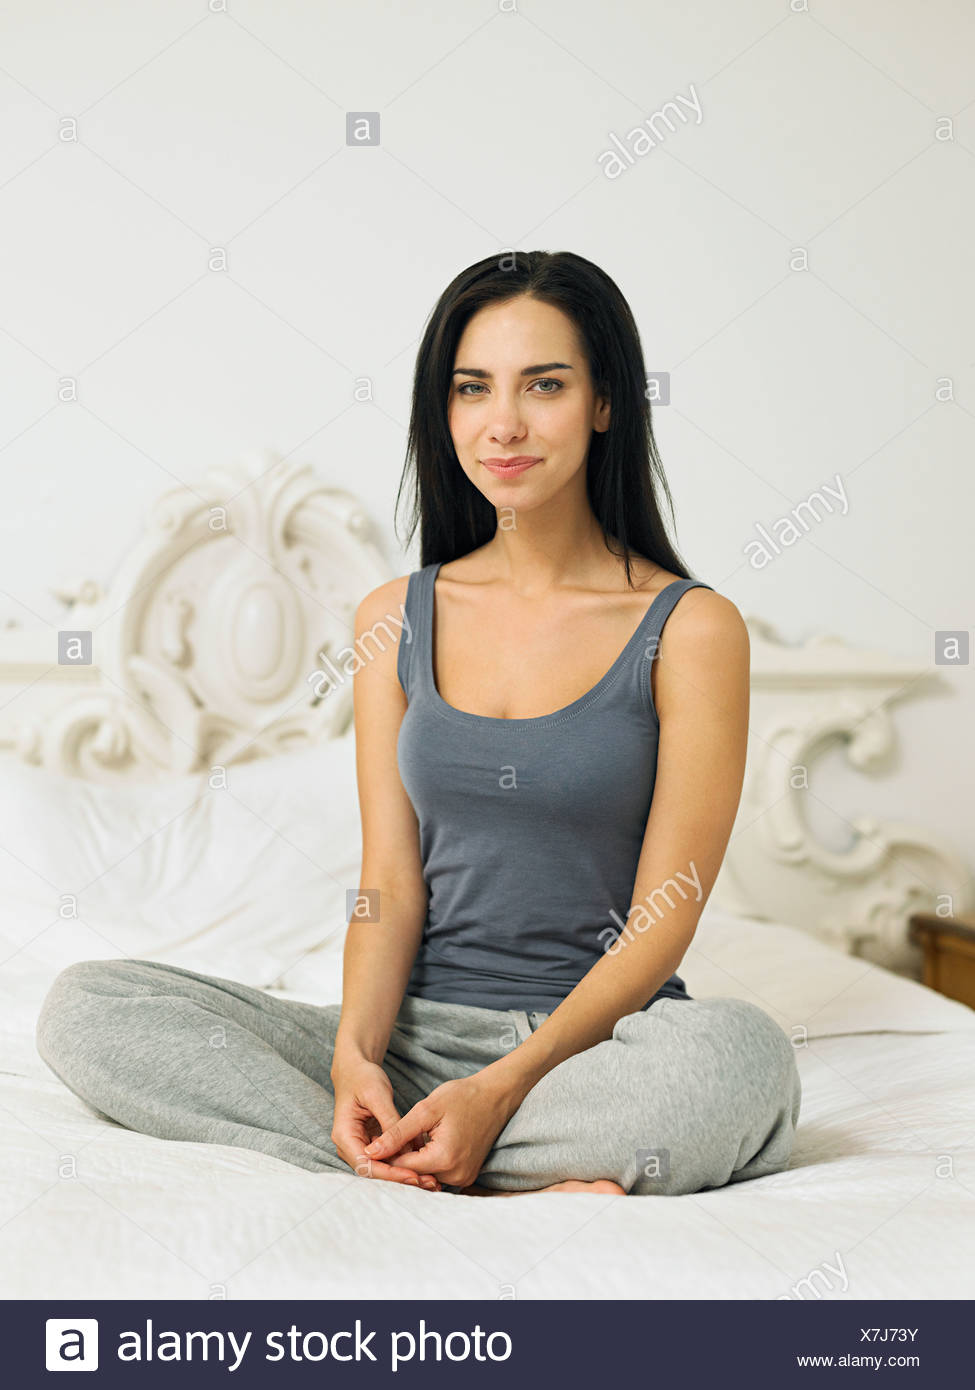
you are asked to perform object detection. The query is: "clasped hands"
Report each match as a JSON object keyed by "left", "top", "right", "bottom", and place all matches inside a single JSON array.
[{"left": 331, "top": 1057, "right": 515, "bottom": 1192}]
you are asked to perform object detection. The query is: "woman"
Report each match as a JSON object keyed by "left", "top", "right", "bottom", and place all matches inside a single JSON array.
[{"left": 35, "top": 250, "right": 800, "bottom": 1198}]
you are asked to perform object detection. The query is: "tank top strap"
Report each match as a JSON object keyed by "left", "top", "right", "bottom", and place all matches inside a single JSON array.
[
  {"left": 628, "top": 577, "right": 714, "bottom": 719},
  {"left": 643, "top": 578, "right": 714, "bottom": 642},
  {"left": 396, "top": 562, "right": 436, "bottom": 701}
]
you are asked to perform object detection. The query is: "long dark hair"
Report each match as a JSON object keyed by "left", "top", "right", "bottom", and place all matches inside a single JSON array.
[{"left": 395, "top": 250, "right": 696, "bottom": 587}]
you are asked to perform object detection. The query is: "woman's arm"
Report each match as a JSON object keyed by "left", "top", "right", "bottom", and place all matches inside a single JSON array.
[
  {"left": 474, "top": 588, "right": 751, "bottom": 1117},
  {"left": 329, "top": 577, "right": 443, "bottom": 1188},
  {"left": 330, "top": 577, "right": 429, "bottom": 1071}
]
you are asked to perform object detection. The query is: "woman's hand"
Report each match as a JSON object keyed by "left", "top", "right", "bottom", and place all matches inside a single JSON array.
[
  {"left": 330, "top": 1057, "right": 441, "bottom": 1191},
  {"left": 361, "top": 1073, "right": 514, "bottom": 1189}
]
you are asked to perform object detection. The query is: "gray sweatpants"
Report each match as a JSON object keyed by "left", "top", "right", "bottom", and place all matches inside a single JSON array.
[{"left": 34, "top": 958, "right": 801, "bottom": 1196}]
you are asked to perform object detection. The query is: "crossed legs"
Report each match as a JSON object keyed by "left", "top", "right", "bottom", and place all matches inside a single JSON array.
[{"left": 35, "top": 961, "right": 800, "bottom": 1196}]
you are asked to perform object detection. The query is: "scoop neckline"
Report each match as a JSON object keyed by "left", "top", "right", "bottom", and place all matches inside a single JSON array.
[{"left": 424, "top": 560, "right": 691, "bottom": 730}]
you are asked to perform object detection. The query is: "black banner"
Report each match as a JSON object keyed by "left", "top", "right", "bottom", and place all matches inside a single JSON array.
[{"left": 9, "top": 1299, "right": 958, "bottom": 1384}]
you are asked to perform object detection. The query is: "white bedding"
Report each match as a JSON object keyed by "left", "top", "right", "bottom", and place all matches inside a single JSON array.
[{"left": 1, "top": 740, "right": 973, "bottom": 1299}]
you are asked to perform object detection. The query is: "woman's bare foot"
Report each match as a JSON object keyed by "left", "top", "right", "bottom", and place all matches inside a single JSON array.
[{"left": 458, "top": 1179, "right": 625, "bottom": 1196}]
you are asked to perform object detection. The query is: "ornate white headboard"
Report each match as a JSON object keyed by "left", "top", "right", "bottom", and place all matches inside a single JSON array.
[
  {"left": 0, "top": 452, "right": 389, "bottom": 779},
  {"left": 0, "top": 451, "right": 969, "bottom": 978},
  {"left": 710, "top": 624, "right": 970, "bottom": 976}
]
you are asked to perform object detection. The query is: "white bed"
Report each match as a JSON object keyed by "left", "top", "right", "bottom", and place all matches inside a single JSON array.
[{"left": 1, "top": 453, "right": 972, "bottom": 1300}]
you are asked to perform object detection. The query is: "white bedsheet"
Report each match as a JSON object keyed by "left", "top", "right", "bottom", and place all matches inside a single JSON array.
[{"left": 3, "top": 904, "right": 974, "bottom": 1300}]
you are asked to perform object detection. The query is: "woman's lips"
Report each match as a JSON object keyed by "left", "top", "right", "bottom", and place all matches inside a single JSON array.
[{"left": 480, "top": 456, "right": 542, "bottom": 477}]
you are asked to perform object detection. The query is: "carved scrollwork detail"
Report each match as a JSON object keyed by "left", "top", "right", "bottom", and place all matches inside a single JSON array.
[
  {"left": 159, "top": 593, "right": 194, "bottom": 668},
  {"left": 712, "top": 624, "right": 973, "bottom": 976},
  {"left": 19, "top": 452, "right": 389, "bottom": 782}
]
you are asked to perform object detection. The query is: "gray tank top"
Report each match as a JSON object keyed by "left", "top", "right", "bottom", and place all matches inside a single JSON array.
[{"left": 396, "top": 561, "right": 714, "bottom": 1014}]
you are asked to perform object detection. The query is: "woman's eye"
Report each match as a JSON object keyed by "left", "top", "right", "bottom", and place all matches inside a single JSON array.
[{"left": 457, "top": 379, "right": 563, "bottom": 397}]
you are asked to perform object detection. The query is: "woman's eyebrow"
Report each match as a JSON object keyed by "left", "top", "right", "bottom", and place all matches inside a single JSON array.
[{"left": 450, "top": 362, "right": 575, "bottom": 378}]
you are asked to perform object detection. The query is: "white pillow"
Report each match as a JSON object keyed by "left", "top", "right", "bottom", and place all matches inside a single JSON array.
[
  {"left": 0, "top": 733, "right": 361, "bottom": 1000},
  {"left": 685, "top": 906, "right": 975, "bottom": 1037}
]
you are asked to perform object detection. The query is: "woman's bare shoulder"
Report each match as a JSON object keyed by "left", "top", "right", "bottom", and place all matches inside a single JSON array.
[
  {"left": 353, "top": 574, "right": 414, "bottom": 651},
  {"left": 623, "top": 556, "right": 745, "bottom": 647},
  {"left": 657, "top": 582, "right": 749, "bottom": 654}
]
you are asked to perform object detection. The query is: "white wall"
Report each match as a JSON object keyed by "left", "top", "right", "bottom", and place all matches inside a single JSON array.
[{"left": 1, "top": 0, "right": 972, "bottom": 889}]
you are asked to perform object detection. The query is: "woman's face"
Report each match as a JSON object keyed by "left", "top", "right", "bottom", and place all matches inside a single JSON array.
[{"left": 447, "top": 296, "right": 610, "bottom": 512}]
